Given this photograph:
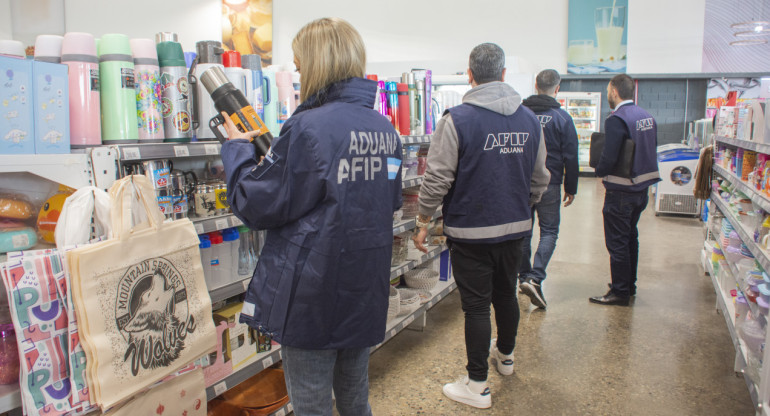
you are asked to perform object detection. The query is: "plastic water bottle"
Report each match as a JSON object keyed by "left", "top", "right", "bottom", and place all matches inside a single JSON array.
[
  {"left": 198, "top": 235, "right": 212, "bottom": 288},
  {"left": 208, "top": 231, "right": 224, "bottom": 289},
  {"left": 222, "top": 228, "right": 240, "bottom": 285},
  {"left": 237, "top": 226, "right": 253, "bottom": 276}
]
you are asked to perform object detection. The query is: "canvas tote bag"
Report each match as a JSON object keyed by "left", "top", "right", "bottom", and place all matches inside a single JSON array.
[{"left": 67, "top": 175, "right": 216, "bottom": 409}]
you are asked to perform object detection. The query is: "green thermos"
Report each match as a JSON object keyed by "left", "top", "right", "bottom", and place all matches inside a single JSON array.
[{"left": 98, "top": 34, "right": 138, "bottom": 143}]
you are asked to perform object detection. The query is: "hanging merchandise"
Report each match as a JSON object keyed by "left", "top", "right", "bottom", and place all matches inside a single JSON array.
[
  {"left": 223, "top": 51, "right": 247, "bottom": 96},
  {"left": 397, "top": 83, "right": 411, "bottom": 135},
  {"left": 275, "top": 71, "right": 295, "bottom": 128},
  {"left": 62, "top": 32, "right": 102, "bottom": 148},
  {"left": 190, "top": 40, "right": 224, "bottom": 141},
  {"left": 157, "top": 39, "right": 192, "bottom": 142},
  {"left": 200, "top": 66, "right": 273, "bottom": 156},
  {"left": 242, "top": 54, "right": 265, "bottom": 121},
  {"left": 130, "top": 38, "right": 164, "bottom": 142},
  {"left": 107, "top": 367, "right": 206, "bottom": 416},
  {"left": 65, "top": 175, "right": 216, "bottom": 409},
  {"left": 99, "top": 34, "right": 139, "bottom": 144},
  {"left": 261, "top": 67, "right": 279, "bottom": 135}
]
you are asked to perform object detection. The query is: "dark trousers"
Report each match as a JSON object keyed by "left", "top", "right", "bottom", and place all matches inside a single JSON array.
[
  {"left": 449, "top": 238, "right": 523, "bottom": 382},
  {"left": 602, "top": 189, "right": 649, "bottom": 298}
]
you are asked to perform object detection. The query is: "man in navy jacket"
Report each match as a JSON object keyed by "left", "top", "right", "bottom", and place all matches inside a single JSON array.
[
  {"left": 413, "top": 43, "right": 550, "bottom": 409},
  {"left": 590, "top": 74, "right": 660, "bottom": 306},
  {"left": 518, "top": 69, "right": 579, "bottom": 309}
]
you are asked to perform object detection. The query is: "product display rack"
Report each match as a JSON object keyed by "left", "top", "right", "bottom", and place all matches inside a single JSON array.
[
  {"left": 207, "top": 345, "right": 284, "bottom": 401},
  {"left": 114, "top": 141, "right": 223, "bottom": 161},
  {"left": 712, "top": 165, "right": 770, "bottom": 214},
  {"left": 0, "top": 153, "right": 93, "bottom": 190},
  {"left": 716, "top": 136, "right": 770, "bottom": 156},
  {"left": 402, "top": 176, "right": 423, "bottom": 189}
]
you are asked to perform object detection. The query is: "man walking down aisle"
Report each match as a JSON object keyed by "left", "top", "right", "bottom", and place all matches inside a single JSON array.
[
  {"left": 590, "top": 74, "right": 660, "bottom": 306},
  {"left": 412, "top": 43, "right": 550, "bottom": 409},
  {"left": 518, "top": 69, "right": 579, "bottom": 309}
]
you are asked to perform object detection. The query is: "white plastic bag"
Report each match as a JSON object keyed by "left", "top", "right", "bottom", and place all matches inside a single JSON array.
[{"left": 55, "top": 186, "right": 112, "bottom": 249}]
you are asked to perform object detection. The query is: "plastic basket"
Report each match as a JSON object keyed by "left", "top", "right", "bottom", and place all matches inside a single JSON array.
[
  {"left": 404, "top": 268, "right": 440, "bottom": 290},
  {"left": 387, "top": 286, "right": 400, "bottom": 322},
  {"left": 398, "top": 288, "right": 421, "bottom": 316}
]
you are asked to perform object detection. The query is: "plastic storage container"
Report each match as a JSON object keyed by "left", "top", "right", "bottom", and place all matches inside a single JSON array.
[{"left": 199, "top": 236, "right": 212, "bottom": 288}]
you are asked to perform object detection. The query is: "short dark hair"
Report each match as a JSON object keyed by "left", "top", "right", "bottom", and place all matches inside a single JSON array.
[
  {"left": 469, "top": 43, "right": 505, "bottom": 85},
  {"left": 536, "top": 69, "right": 561, "bottom": 94},
  {"left": 610, "top": 74, "right": 634, "bottom": 100}
]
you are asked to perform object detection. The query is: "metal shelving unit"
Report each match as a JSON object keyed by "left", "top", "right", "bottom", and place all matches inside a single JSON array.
[
  {"left": 401, "top": 135, "right": 432, "bottom": 145},
  {"left": 113, "top": 141, "right": 222, "bottom": 161},
  {"left": 208, "top": 277, "right": 251, "bottom": 304},
  {"left": 713, "top": 165, "right": 770, "bottom": 214},
  {"left": 715, "top": 136, "right": 770, "bottom": 156},
  {"left": 711, "top": 191, "right": 770, "bottom": 273},
  {"left": 390, "top": 244, "right": 446, "bottom": 280},
  {"left": 0, "top": 153, "right": 93, "bottom": 189},
  {"left": 206, "top": 346, "right": 283, "bottom": 401},
  {"left": 192, "top": 213, "right": 244, "bottom": 235}
]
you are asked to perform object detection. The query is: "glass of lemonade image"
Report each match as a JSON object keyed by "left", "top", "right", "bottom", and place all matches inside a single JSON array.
[
  {"left": 595, "top": 6, "right": 625, "bottom": 62},
  {"left": 568, "top": 40, "right": 595, "bottom": 65}
]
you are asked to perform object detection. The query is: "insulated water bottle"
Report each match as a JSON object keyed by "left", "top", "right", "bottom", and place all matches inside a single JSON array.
[
  {"left": 402, "top": 73, "right": 420, "bottom": 136},
  {"left": 415, "top": 79, "right": 426, "bottom": 136},
  {"left": 98, "top": 34, "right": 138, "bottom": 144},
  {"left": 62, "top": 32, "right": 102, "bottom": 147},
  {"left": 157, "top": 40, "right": 192, "bottom": 141},
  {"left": 262, "top": 67, "right": 279, "bottom": 135},
  {"left": 397, "top": 83, "right": 410, "bottom": 135},
  {"left": 130, "top": 38, "right": 164, "bottom": 142},
  {"left": 222, "top": 51, "right": 246, "bottom": 95},
  {"left": 208, "top": 231, "right": 225, "bottom": 288},
  {"left": 425, "top": 70, "right": 433, "bottom": 134},
  {"left": 242, "top": 54, "right": 265, "bottom": 121},
  {"left": 33, "top": 35, "right": 63, "bottom": 63},
  {"left": 190, "top": 41, "right": 224, "bottom": 141},
  {"left": 275, "top": 71, "right": 295, "bottom": 128},
  {"left": 386, "top": 82, "right": 399, "bottom": 130},
  {"left": 200, "top": 66, "right": 273, "bottom": 156},
  {"left": 377, "top": 80, "right": 388, "bottom": 118},
  {"left": 222, "top": 227, "right": 239, "bottom": 285},
  {"left": 0, "top": 40, "right": 25, "bottom": 58}
]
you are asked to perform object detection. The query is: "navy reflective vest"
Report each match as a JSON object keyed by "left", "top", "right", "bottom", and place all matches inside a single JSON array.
[
  {"left": 442, "top": 103, "right": 543, "bottom": 243},
  {"left": 603, "top": 104, "right": 661, "bottom": 192}
]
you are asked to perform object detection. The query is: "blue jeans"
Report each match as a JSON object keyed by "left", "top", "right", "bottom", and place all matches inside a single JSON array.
[
  {"left": 602, "top": 189, "right": 648, "bottom": 297},
  {"left": 519, "top": 184, "right": 561, "bottom": 284},
  {"left": 282, "top": 346, "right": 372, "bottom": 416}
]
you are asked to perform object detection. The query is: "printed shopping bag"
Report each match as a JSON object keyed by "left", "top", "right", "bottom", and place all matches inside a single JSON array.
[
  {"left": 105, "top": 367, "right": 206, "bottom": 416},
  {"left": 1, "top": 250, "right": 93, "bottom": 415},
  {"left": 67, "top": 176, "right": 216, "bottom": 409}
]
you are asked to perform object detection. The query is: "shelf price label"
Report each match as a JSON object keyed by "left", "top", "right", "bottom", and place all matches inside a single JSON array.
[
  {"left": 264, "top": 355, "right": 274, "bottom": 367},
  {"left": 404, "top": 315, "right": 415, "bottom": 326},
  {"left": 194, "top": 223, "right": 204, "bottom": 234},
  {"left": 215, "top": 218, "right": 229, "bottom": 230},
  {"left": 242, "top": 279, "right": 250, "bottom": 291},
  {"left": 173, "top": 145, "right": 190, "bottom": 157},
  {"left": 122, "top": 147, "right": 141, "bottom": 160},
  {"left": 204, "top": 144, "right": 220, "bottom": 155},
  {"left": 213, "top": 382, "right": 227, "bottom": 396}
]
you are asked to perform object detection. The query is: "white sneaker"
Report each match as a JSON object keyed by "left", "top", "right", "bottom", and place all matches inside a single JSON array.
[
  {"left": 490, "top": 338, "right": 514, "bottom": 375},
  {"left": 442, "top": 375, "right": 491, "bottom": 409}
]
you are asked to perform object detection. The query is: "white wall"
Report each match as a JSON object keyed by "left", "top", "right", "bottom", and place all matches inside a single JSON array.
[
  {"left": 64, "top": 0, "right": 220, "bottom": 52},
  {"left": 0, "top": 0, "right": 12, "bottom": 40},
  {"left": 10, "top": 0, "right": 709, "bottom": 75},
  {"left": 627, "top": 0, "right": 705, "bottom": 73}
]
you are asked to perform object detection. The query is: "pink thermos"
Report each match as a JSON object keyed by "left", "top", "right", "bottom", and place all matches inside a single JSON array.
[
  {"left": 275, "top": 71, "right": 296, "bottom": 128},
  {"left": 61, "top": 32, "right": 102, "bottom": 147}
]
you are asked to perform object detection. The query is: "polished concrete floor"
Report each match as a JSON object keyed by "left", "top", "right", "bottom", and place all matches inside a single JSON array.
[{"left": 367, "top": 177, "right": 755, "bottom": 415}]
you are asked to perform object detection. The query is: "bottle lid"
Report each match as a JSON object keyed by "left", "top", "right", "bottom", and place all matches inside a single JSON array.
[
  {"left": 241, "top": 54, "right": 262, "bottom": 70},
  {"left": 0, "top": 40, "right": 26, "bottom": 58},
  {"left": 237, "top": 225, "right": 251, "bottom": 233},
  {"left": 61, "top": 32, "right": 97, "bottom": 59},
  {"left": 195, "top": 40, "right": 223, "bottom": 65},
  {"left": 155, "top": 32, "right": 178, "bottom": 44},
  {"left": 199, "top": 239, "right": 211, "bottom": 249},
  {"left": 366, "top": 74, "right": 378, "bottom": 81},
  {"left": 130, "top": 38, "right": 159, "bottom": 62},
  {"left": 156, "top": 41, "right": 186, "bottom": 67},
  {"left": 385, "top": 81, "right": 398, "bottom": 92},
  {"left": 98, "top": 33, "right": 132, "bottom": 57},
  {"left": 223, "top": 227, "right": 240, "bottom": 240},
  {"left": 208, "top": 231, "right": 223, "bottom": 244},
  {"left": 34, "top": 35, "right": 64, "bottom": 62},
  {"left": 222, "top": 50, "right": 242, "bottom": 68}
]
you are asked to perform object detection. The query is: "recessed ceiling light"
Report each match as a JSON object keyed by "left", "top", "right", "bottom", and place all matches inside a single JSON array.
[{"left": 730, "top": 39, "right": 768, "bottom": 45}]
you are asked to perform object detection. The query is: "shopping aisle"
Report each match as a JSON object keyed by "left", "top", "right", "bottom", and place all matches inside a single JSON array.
[{"left": 368, "top": 177, "right": 754, "bottom": 415}]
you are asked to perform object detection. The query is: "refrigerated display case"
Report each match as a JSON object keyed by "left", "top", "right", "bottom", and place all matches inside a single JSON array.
[{"left": 556, "top": 92, "right": 603, "bottom": 173}]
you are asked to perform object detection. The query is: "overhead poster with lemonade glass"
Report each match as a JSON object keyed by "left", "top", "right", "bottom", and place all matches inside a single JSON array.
[
  {"left": 222, "top": 0, "right": 273, "bottom": 65},
  {"left": 567, "top": 0, "right": 628, "bottom": 74}
]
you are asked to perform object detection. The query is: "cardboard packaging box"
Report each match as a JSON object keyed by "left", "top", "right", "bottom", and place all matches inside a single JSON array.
[
  {"left": 0, "top": 56, "right": 35, "bottom": 154},
  {"left": 32, "top": 60, "right": 69, "bottom": 153}
]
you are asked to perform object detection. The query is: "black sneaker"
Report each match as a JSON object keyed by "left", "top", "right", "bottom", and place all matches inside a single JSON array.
[{"left": 520, "top": 279, "right": 547, "bottom": 309}]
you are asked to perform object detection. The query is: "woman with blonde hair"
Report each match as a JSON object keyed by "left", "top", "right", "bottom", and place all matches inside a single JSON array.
[{"left": 220, "top": 17, "right": 403, "bottom": 416}]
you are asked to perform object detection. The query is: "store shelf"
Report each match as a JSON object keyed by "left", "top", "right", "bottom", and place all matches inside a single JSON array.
[
  {"left": 705, "top": 252, "right": 760, "bottom": 406},
  {"left": 206, "top": 345, "right": 283, "bottom": 401},
  {"left": 390, "top": 244, "right": 446, "bottom": 280},
  {"left": 715, "top": 136, "right": 770, "bottom": 156},
  {"left": 393, "top": 218, "right": 414, "bottom": 235},
  {"left": 402, "top": 176, "right": 423, "bottom": 189},
  {"left": 270, "top": 402, "right": 293, "bottom": 416},
  {"left": 579, "top": 166, "right": 596, "bottom": 173},
  {"left": 113, "top": 141, "right": 222, "bottom": 161},
  {"left": 400, "top": 135, "right": 432, "bottom": 145},
  {"left": 713, "top": 165, "right": 770, "bottom": 214},
  {"left": 0, "top": 153, "right": 92, "bottom": 189},
  {"left": 0, "top": 384, "right": 20, "bottom": 414},
  {"left": 209, "top": 277, "right": 251, "bottom": 304},
  {"left": 711, "top": 192, "right": 770, "bottom": 273},
  {"left": 192, "top": 213, "right": 244, "bottom": 234},
  {"left": 371, "top": 277, "right": 457, "bottom": 353}
]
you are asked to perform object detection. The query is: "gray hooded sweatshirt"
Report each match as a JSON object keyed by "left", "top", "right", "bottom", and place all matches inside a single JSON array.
[{"left": 418, "top": 81, "right": 551, "bottom": 218}]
